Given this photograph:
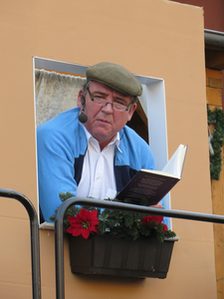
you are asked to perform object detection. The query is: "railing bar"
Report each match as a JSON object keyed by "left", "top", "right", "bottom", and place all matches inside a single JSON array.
[{"left": 0, "top": 188, "right": 41, "bottom": 299}]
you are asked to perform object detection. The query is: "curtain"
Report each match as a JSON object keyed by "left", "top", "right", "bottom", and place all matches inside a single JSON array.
[{"left": 35, "top": 69, "right": 85, "bottom": 125}]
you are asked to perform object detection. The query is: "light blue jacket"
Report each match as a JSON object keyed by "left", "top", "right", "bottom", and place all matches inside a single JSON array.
[{"left": 37, "top": 107, "right": 155, "bottom": 221}]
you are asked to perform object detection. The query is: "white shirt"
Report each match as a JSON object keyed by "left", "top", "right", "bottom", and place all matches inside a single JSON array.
[{"left": 76, "top": 127, "right": 120, "bottom": 200}]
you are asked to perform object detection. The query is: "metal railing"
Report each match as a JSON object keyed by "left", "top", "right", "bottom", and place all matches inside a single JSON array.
[
  {"left": 55, "top": 197, "right": 224, "bottom": 299},
  {"left": 2, "top": 188, "right": 224, "bottom": 299},
  {"left": 0, "top": 188, "right": 41, "bottom": 299}
]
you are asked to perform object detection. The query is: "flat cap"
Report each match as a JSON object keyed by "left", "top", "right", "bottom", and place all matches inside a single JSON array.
[{"left": 86, "top": 62, "right": 142, "bottom": 98}]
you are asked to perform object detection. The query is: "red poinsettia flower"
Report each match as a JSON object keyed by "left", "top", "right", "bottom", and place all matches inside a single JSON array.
[
  {"left": 162, "top": 223, "right": 168, "bottom": 232},
  {"left": 142, "top": 215, "right": 163, "bottom": 224},
  {"left": 66, "top": 208, "right": 99, "bottom": 239}
]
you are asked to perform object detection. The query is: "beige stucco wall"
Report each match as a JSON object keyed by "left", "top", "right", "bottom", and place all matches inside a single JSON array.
[{"left": 0, "top": 0, "right": 216, "bottom": 298}]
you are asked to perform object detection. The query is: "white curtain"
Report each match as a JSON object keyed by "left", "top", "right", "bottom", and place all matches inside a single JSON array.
[{"left": 35, "top": 69, "right": 85, "bottom": 125}]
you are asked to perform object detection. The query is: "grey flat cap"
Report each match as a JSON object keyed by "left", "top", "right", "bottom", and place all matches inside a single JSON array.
[{"left": 86, "top": 62, "right": 142, "bottom": 98}]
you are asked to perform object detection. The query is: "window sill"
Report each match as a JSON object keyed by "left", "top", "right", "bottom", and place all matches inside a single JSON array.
[{"left": 39, "top": 221, "right": 54, "bottom": 230}]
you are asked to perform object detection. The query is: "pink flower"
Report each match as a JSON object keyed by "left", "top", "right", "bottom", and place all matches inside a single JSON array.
[{"left": 66, "top": 208, "right": 99, "bottom": 239}]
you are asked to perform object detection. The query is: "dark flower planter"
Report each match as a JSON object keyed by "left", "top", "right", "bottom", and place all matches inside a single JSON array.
[{"left": 68, "top": 235, "right": 177, "bottom": 279}]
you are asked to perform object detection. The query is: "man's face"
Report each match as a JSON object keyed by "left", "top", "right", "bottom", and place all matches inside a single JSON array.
[{"left": 78, "top": 81, "right": 137, "bottom": 149}]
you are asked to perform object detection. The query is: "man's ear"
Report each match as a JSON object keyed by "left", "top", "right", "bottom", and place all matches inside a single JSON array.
[
  {"left": 127, "top": 102, "right": 137, "bottom": 121},
  {"left": 77, "top": 90, "right": 84, "bottom": 108}
]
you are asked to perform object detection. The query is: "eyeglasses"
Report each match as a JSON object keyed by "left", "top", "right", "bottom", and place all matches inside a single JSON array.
[{"left": 86, "top": 87, "right": 133, "bottom": 112}]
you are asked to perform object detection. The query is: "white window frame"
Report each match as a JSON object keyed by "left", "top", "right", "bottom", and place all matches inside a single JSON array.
[{"left": 33, "top": 56, "right": 170, "bottom": 227}]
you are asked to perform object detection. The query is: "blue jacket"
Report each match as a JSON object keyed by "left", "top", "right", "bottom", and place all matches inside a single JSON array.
[{"left": 37, "top": 107, "right": 155, "bottom": 221}]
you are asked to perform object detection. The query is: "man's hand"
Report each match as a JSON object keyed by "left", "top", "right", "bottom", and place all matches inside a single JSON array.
[{"left": 151, "top": 204, "right": 163, "bottom": 208}]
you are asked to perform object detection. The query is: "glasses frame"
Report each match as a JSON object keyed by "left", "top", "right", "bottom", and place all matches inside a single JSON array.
[{"left": 86, "top": 87, "right": 133, "bottom": 112}]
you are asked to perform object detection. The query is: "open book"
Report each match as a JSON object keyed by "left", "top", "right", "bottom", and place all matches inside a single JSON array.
[{"left": 116, "top": 144, "right": 188, "bottom": 206}]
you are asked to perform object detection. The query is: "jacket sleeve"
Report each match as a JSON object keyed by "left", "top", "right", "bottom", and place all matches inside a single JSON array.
[{"left": 37, "top": 125, "right": 77, "bottom": 222}]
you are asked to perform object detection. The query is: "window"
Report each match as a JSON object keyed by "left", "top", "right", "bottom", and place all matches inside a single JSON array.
[{"left": 33, "top": 57, "right": 170, "bottom": 226}]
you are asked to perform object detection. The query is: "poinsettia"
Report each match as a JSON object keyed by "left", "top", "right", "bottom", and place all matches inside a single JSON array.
[
  {"left": 58, "top": 192, "right": 176, "bottom": 242},
  {"left": 142, "top": 215, "right": 163, "bottom": 224},
  {"left": 66, "top": 208, "right": 99, "bottom": 239},
  {"left": 140, "top": 214, "right": 174, "bottom": 241}
]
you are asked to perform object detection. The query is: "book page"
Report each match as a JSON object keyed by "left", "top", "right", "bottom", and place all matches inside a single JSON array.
[{"left": 162, "top": 144, "right": 187, "bottom": 178}]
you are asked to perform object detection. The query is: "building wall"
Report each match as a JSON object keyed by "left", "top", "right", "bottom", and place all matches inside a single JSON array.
[
  {"left": 0, "top": 0, "right": 217, "bottom": 298},
  {"left": 171, "top": 0, "right": 224, "bottom": 32},
  {"left": 207, "top": 68, "right": 224, "bottom": 299}
]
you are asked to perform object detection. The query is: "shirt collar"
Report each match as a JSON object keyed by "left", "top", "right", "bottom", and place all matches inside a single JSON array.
[{"left": 81, "top": 124, "right": 121, "bottom": 151}]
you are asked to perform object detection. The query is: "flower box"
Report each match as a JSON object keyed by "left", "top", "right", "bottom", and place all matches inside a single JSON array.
[{"left": 68, "top": 235, "right": 177, "bottom": 279}]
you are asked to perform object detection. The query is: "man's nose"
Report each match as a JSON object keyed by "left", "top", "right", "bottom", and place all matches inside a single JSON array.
[{"left": 101, "top": 101, "right": 114, "bottom": 113}]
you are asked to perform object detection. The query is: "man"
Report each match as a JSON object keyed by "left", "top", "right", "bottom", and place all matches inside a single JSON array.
[{"left": 37, "top": 62, "right": 155, "bottom": 222}]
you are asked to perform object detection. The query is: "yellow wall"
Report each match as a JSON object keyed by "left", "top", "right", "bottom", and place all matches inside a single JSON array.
[{"left": 0, "top": 0, "right": 217, "bottom": 298}]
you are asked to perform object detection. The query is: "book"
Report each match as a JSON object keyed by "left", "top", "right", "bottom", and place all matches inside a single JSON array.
[{"left": 116, "top": 144, "right": 187, "bottom": 206}]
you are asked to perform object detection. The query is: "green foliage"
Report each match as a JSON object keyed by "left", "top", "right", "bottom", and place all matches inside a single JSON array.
[
  {"left": 98, "top": 210, "right": 144, "bottom": 240},
  {"left": 208, "top": 107, "right": 224, "bottom": 180},
  {"left": 59, "top": 193, "right": 176, "bottom": 242}
]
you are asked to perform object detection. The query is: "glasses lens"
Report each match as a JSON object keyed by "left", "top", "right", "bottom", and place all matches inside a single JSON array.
[
  {"left": 113, "top": 102, "right": 127, "bottom": 111},
  {"left": 87, "top": 88, "right": 130, "bottom": 111}
]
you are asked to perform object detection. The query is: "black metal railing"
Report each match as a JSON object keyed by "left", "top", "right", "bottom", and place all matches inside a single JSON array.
[
  {"left": 2, "top": 188, "right": 224, "bottom": 299},
  {"left": 0, "top": 189, "right": 41, "bottom": 299},
  {"left": 55, "top": 197, "right": 224, "bottom": 299}
]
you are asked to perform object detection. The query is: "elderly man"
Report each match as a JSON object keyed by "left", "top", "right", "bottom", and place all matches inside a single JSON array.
[{"left": 37, "top": 62, "right": 155, "bottom": 222}]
